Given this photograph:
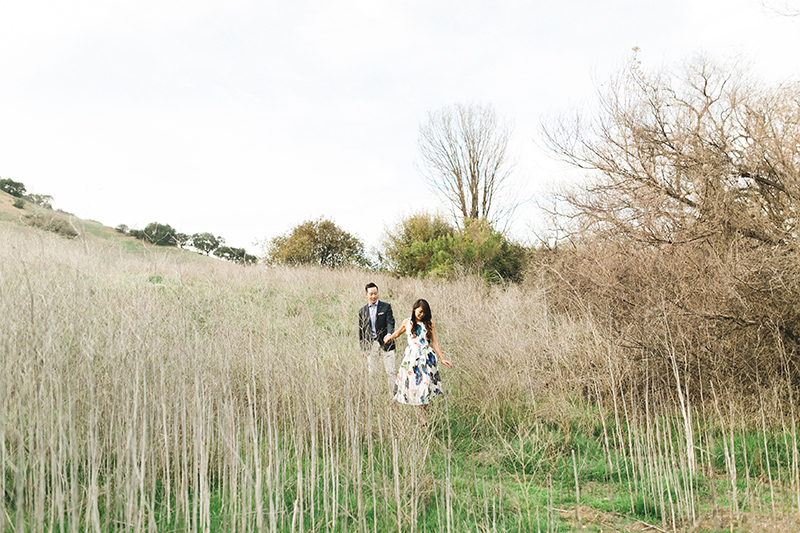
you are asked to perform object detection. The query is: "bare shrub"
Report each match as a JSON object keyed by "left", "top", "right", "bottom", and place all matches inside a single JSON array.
[
  {"left": 535, "top": 230, "right": 800, "bottom": 409},
  {"left": 24, "top": 213, "right": 79, "bottom": 238},
  {"left": 541, "top": 54, "right": 800, "bottom": 401}
]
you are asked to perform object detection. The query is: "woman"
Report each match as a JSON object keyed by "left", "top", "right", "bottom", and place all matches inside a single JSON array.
[{"left": 383, "top": 299, "right": 453, "bottom": 426}]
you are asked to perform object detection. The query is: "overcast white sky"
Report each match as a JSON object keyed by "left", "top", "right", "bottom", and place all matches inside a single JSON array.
[{"left": 1, "top": 1, "right": 798, "bottom": 254}]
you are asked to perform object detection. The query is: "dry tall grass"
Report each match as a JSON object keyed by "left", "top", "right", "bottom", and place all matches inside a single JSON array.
[{"left": 3, "top": 224, "right": 800, "bottom": 531}]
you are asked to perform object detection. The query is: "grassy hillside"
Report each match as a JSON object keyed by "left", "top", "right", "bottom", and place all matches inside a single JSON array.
[
  {"left": 0, "top": 189, "right": 206, "bottom": 256},
  {"left": 2, "top": 214, "right": 800, "bottom": 532}
]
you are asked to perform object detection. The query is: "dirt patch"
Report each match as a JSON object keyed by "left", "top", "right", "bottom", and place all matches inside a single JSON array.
[
  {"left": 554, "top": 505, "right": 800, "bottom": 532},
  {"left": 692, "top": 509, "right": 800, "bottom": 533},
  {"left": 554, "top": 505, "right": 664, "bottom": 532}
]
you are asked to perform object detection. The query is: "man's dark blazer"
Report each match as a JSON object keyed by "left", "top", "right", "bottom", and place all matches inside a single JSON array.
[{"left": 358, "top": 301, "right": 396, "bottom": 352}]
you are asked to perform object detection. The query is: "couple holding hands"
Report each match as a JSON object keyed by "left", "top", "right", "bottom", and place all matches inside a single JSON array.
[{"left": 358, "top": 283, "right": 453, "bottom": 424}]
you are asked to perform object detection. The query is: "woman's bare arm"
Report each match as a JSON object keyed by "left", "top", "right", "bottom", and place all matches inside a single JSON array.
[
  {"left": 430, "top": 322, "right": 453, "bottom": 367},
  {"left": 383, "top": 318, "right": 407, "bottom": 344}
]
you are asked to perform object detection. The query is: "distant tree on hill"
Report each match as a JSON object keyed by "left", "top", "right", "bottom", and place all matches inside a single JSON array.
[
  {"left": 174, "top": 232, "right": 190, "bottom": 249},
  {"left": 24, "top": 194, "right": 53, "bottom": 209},
  {"left": 191, "top": 232, "right": 224, "bottom": 255},
  {"left": 130, "top": 222, "right": 179, "bottom": 246},
  {"left": 0, "top": 178, "right": 26, "bottom": 198},
  {"left": 214, "top": 246, "right": 258, "bottom": 265},
  {"left": 266, "top": 218, "right": 367, "bottom": 268}
]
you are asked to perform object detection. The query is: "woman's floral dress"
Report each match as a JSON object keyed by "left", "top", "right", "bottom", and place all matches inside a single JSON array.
[{"left": 392, "top": 319, "right": 443, "bottom": 405}]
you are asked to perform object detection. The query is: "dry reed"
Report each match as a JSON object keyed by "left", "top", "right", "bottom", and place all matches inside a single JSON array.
[{"left": 2, "top": 224, "right": 800, "bottom": 531}]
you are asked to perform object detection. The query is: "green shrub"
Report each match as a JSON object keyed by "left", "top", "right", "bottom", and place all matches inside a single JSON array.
[
  {"left": 382, "top": 214, "right": 527, "bottom": 282},
  {"left": 12, "top": 198, "right": 25, "bottom": 209},
  {"left": 382, "top": 212, "right": 455, "bottom": 276}
]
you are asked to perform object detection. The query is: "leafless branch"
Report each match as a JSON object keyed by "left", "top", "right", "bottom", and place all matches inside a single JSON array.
[{"left": 418, "top": 103, "right": 516, "bottom": 227}]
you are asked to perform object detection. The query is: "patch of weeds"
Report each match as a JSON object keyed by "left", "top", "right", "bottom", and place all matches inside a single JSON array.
[{"left": 24, "top": 213, "right": 79, "bottom": 238}]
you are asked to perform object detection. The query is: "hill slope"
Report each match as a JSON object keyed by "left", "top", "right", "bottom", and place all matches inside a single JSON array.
[{"left": 0, "top": 188, "right": 204, "bottom": 257}]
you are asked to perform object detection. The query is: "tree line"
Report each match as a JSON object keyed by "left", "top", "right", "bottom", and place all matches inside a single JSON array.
[
  {"left": 116, "top": 210, "right": 527, "bottom": 282},
  {"left": 259, "top": 101, "right": 526, "bottom": 282},
  {"left": 117, "top": 223, "right": 258, "bottom": 265},
  {"left": 260, "top": 213, "right": 527, "bottom": 283},
  {"left": 1, "top": 178, "right": 54, "bottom": 209},
  {"left": 3, "top": 98, "right": 524, "bottom": 278},
  {"left": 0, "top": 179, "right": 259, "bottom": 265},
  {"left": 112, "top": 101, "right": 527, "bottom": 280}
]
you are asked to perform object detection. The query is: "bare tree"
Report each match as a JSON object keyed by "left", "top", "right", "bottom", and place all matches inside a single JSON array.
[
  {"left": 418, "top": 103, "right": 515, "bottom": 226},
  {"left": 542, "top": 53, "right": 800, "bottom": 247},
  {"left": 762, "top": 0, "right": 800, "bottom": 16}
]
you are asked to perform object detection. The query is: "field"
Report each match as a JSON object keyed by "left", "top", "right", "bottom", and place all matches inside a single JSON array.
[{"left": 4, "top": 214, "right": 800, "bottom": 532}]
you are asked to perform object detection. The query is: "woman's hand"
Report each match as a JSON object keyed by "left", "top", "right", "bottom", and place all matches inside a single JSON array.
[
  {"left": 385, "top": 320, "right": 407, "bottom": 344},
  {"left": 440, "top": 357, "right": 453, "bottom": 368}
]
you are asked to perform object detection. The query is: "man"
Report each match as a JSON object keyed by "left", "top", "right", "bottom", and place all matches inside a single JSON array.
[{"left": 358, "top": 282, "right": 396, "bottom": 387}]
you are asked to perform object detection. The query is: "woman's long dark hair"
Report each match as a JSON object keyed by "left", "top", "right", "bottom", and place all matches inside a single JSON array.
[{"left": 410, "top": 299, "right": 433, "bottom": 341}]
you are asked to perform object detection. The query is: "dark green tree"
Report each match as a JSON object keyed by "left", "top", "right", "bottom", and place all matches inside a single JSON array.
[
  {"left": 139, "top": 222, "right": 178, "bottom": 246},
  {"left": 173, "top": 233, "right": 190, "bottom": 248},
  {"left": 191, "top": 232, "right": 224, "bottom": 255},
  {"left": 446, "top": 218, "right": 527, "bottom": 283},
  {"left": 214, "top": 246, "right": 258, "bottom": 265},
  {"left": 0, "top": 178, "right": 26, "bottom": 198},
  {"left": 267, "top": 218, "right": 367, "bottom": 268}
]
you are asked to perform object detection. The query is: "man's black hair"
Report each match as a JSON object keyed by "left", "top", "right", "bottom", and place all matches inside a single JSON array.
[{"left": 365, "top": 282, "right": 378, "bottom": 292}]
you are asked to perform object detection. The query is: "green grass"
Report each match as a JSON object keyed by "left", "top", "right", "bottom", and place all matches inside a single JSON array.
[{"left": 89, "top": 406, "right": 791, "bottom": 531}]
